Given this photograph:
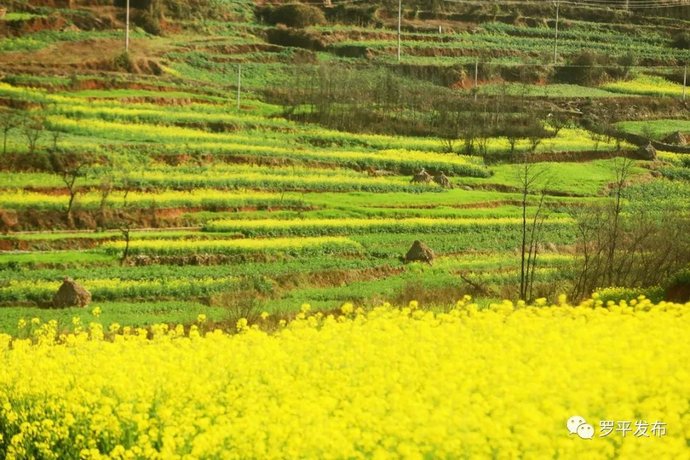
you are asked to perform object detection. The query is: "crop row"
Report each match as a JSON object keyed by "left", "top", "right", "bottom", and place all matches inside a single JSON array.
[
  {"left": 0, "top": 256, "right": 389, "bottom": 282},
  {"left": 0, "top": 170, "right": 438, "bottom": 194},
  {"left": 0, "top": 276, "right": 238, "bottom": 303},
  {"left": 46, "top": 116, "right": 490, "bottom": 176},
  {"left": 345, "top": 29, "right": 690, "bottom": 62},
  {"left": 204, "top": 217, "right": 574, "bottom": 237},
  {"left": 54, "top": 101, "right": 294, "bottom": 131},
  {"left": 0, "top": 190, "right": 307, "bottom": 211},
  {"left": 603, "top": 75, "right": 688, "bottom": 97},
  {"left": 126, "top": 170, "right": 438, "bottom": 193},
  {"left": 101, "top": 236, "right": 364, "bottom": 257}
]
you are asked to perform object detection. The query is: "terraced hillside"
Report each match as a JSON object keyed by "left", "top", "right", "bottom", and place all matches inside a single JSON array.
[{"left": 1, "top": 0, "right": 689, "bottom": 332}]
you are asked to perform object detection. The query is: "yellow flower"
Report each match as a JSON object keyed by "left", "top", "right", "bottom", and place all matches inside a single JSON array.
[
  {"left": 236, "top": 318, "right": 248, "bottom": 332},
  {"left": 0, "top": 297, "right": 687, "bottom": 458}
]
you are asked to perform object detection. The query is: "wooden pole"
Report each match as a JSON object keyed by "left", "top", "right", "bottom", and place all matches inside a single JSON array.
[
  {"left": 474, "top": 57, "right": 479, "bottom": 101},
  {"left": 683, "top": 64, "right": 687, "bottom": 101},
  {"left": 125, "top": 0, "right": 130, "bottom": 53},
  {"left": 237, "top": 64, "right": 242, "bottom": 110},
  {"left": 397, "top": 0, "right": 402, "bottom": 62},
  {"left": 553, "top": 1, "right": 559, "bottom": 65}
]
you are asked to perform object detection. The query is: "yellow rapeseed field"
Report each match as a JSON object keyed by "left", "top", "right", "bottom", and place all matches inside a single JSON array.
[{"left": 1, "top": 297, "right": 689, "bottom": 459}]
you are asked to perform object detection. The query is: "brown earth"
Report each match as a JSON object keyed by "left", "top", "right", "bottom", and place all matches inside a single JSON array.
[
  {"left": 666, "top": 282, "right": 690, "bottom": 303},
  {"left": 0, "top": 36, "right": 172, "bottom": 75},
  {"left": 2, "top": 204, "right": 315, "bottom": 232}
]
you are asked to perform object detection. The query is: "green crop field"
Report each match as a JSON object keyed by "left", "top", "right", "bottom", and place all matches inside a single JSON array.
[{"left": 1, "top": 0, "right": 689, "bottom": 334}]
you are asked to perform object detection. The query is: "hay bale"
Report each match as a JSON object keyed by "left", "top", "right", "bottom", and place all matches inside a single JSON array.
[
  {"left": 662, "top": 131, "right": 687, "bottom": 146},
  {"left": 52, "top": 277, "right": 91, "bottom": 308},
  {"left": 404, "top": 240, "right": 435, "bottom": 265},
  {"left": 411, "top": 168, "right": 433, "bottom": 184},
  {"left": 433, "top": 172, "right": 453, "bottom": 189},
  {"left": 639, "top": 142, "right": 657, "bottom": 161}
]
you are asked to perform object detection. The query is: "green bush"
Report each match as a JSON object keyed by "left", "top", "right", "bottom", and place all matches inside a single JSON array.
[
  {"left": 671, "top": 31, "right": 690, "bottom": 50},
  {"left": 266, "top": 25, "right": 325, "bottom": 51},
  {"left": 132, "top": 10, "right": 162, "bottom": 35},
  {"left": 112, "top": 51, "right": 136, "bottom": 73},
  {"left": 555, "top": 51, "right": 610, "bottom": 85},
  {"left": 267, "top": 3, "right": 326, "bottom": 28}
]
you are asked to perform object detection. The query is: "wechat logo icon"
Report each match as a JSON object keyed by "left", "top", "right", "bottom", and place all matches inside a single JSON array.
[{"left": 567, "top": 415, "right": 594, "bottom": 440}]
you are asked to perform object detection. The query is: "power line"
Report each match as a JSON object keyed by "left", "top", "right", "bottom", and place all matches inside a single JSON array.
[{"left": 442, "top": 0, "right": 690, "bottom": 9}]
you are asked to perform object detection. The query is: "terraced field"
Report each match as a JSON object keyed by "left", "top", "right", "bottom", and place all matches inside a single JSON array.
[
  {"left": 0, "top": 73, "right": 669, "bottom": 332},
  {"left": 0, "top": 0, "right": 689, "bottom": 334},
  {"left": 3, "top": 1, "right": 690, "bottom": 458}
]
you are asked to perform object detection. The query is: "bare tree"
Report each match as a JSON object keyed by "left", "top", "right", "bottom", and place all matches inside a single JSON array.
[
  {"left": 22, "top": 115, "right": 45, "bottom": 154},
  {"left": 0, "top": 109, "right": 21, "bottom": 156},
  {"left": 516, "top": 159, "right": 549, "bottom": 301},
  {"left": 97, "top": 174, "right": 114, "bottom": 230},
  {"left": 570, "top": 159, "right": 690, "bottom": 300},
  {"left": 117, "top": 175, "right": 138, "bottom": 266},
  {"left": 604, "top": 158, "right": 633, "bottom": 286},
  {"left": 50, "top": 131, "right": 62, "bottom": 151},
  {"left": 49, "top": 152, "right": 94, "bottom": 227},
  {"left": 507, "top": 133, "right": 519, "bottom": 156},
  {"left": 120, "top": 188, "right": 133, "bottom": 265},
  {"left": 548, "top": 111, "right": 570, "bottom": 137}
]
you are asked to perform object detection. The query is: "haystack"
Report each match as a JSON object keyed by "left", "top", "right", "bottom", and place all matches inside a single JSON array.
[
  {"left": 404, "top": 240, "right": 435, "bottom": 265},
  {"left": 411, "top": 168, "right": 433, "bottom": 184},
  {"left": 662, "top": 131, "right": 687, "bottom": 146},
  {"left": 52, "top": 277, "right": 91, "bottom": 308},
  {"left": 433, "top": 172, "right": 452, "bottom": 188},
  {"left": 639, "top": 142, "right": 657, "bottom": 161}
]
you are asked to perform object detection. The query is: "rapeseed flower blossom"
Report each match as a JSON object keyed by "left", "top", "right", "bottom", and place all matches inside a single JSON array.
[{"left": 0, "top": 299, "right": 688, "bottom": 459}]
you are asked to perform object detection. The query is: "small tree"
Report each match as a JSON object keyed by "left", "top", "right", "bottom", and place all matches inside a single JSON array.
[
  {"left": 49, "top": 151, "right": 94, "bottom": 227},
  {"left": 50, "top": 131, "right": 62, "bottom": 151},
  {"left": 22, "top": 114, "right": 46, "bottom": 154},
  {"left": 432, "top": 98, "right": 462, "bottom": 153},
  {"left": 0, "top": 109, "right": 21, "bottom": 156},
  {"left": 97, "top": 172, "right": 114, "bottom": 230},
  {"left": 516, "top": 159, "right": 549, "bottom": 302},
  {"left": 548, "top": 112, "right": 570, "bottom": 137},
  {"left": 557, "top": 51, "right": 608, "bottom": 86},
  {"left": 119, "top": 200, "right": 134, "bottom": 266}
]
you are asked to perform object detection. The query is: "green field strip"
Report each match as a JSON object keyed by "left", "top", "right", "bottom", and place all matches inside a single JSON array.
[
  {"left": 100, "top": 236, "right": 365, "bottom": 257},
  {"left": 0, "top": 300, "right": 223, "bottom": 335},
  {"left": 616, "top": 118, "right": 690, "bottom": 139},
  {"left": 204, "top": 216, "right": 574, "bottom": 237},
  {"left": 0, "top": 189, "right": 309, "bottom": 211}
]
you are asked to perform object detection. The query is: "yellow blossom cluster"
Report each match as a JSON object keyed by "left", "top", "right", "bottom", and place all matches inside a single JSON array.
[{"left": 0, "top": 297, "right": 689, "bottom": 459}]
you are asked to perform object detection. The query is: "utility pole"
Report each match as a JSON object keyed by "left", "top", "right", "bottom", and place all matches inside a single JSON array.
[
  {"left": 397, "top": 0, "right": 402, "bottom": 62},
  {"left": 474, "top": 57, "right": 479, "bottom": 101},
  {"left": 684, "top": 64, "right": 687, "bottom": 101},
  {"left": 237, "top": 64, "right": 242, "bottom": 110},
  {"left": 125, "top": 0, "right": 130, "bottom": 53},
  {"left": 553, "top": 0, "right": 560, "bottom": 65}
]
